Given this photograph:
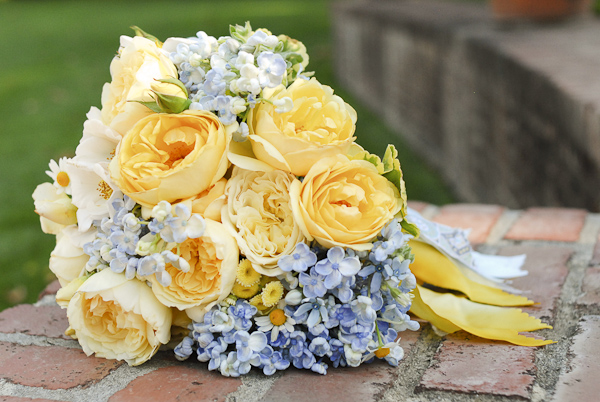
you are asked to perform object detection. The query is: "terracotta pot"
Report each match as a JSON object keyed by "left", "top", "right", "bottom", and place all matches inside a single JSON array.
[{"left": 491, "top": 0, "right": 591, "bottom": 20}]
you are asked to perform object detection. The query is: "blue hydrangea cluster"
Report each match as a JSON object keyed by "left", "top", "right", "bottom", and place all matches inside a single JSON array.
[
  {"left": 174, "top": 219, "right": 419, "bottom": 376},
  {"left": 165, "top": 22, "right": 309, "bottom": 141},
  {"left": 82, "top": 197, "right": 206, "bottom": 287}
]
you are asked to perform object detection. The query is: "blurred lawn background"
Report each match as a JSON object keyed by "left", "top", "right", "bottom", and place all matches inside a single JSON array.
[{"left": 0, "top": 0, "right": 454, "bottom": 311}]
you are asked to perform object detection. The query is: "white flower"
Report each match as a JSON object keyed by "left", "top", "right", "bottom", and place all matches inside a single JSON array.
[
  {"left": 64, "top": 160, "right": 122, "bottom": 232},
  {"left": 256, "top": 52, "right": 286, "bottom": 88},
  {"left": 256, "top": 308, "right": 296, "bottom": 342},
  {"left": 362, "top": 340, "right": 405, "bottom": 366},
  {"left": 46, "top": 158, "right": 72, "bottom": 195},
  {"left": 63, "top": 107, "right": 122, "bottom": 231}
]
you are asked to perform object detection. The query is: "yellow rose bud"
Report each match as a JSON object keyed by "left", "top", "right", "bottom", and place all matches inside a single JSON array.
[
  {"left": 290, "top": 155, "right": 403, "bottom": 250},
  {"left": 49, "top": 229, "right": 89, "bottom": 287},
  {"left": 245, "top": 78, "right": 357, "bottom": 176},
  {"left": 32, "top": 183, "right": 78, "bottom": 229},
  {"left": 109, "top": 111, "right": 230, "bottom": 209}
]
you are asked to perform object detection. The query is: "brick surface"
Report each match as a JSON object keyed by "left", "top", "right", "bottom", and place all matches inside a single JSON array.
[
  {"left": 504, "top": 208, "right": 587, "bottom": 242},
  {"left": 500, "top": 246, "right": 572, "bottom": 322},
  {"left": 577, "top": 267, "right": 600, "bottom": 306},
  {"left": 37, "top": 280, "right": 60, "bottom": 300},
  {"left": 262, "top": 363, "right": 397, "bottom": 402},
  {"left": 0, "top": 304, "right": 69, "bottom": 339},
  {"left": 0, "top": 398, "right": 66, "bottom": 402},
  {"left": 108, "top": 366, "right": 241, "bottom": 402},
  {"left": 398, "top": 325, "right": 422, "bottom": 357},
  {"left": 0, "top": 342, "right": 121, "bottom": 390},
  {"left": 588, "top": 234, "right": 600, "bottom": 266},
  {"left": 552, "top": 316, "right": 600, "bottom": 402},
  {"left": 431, "top": 204, "right": 504, "bottom": 244},
  {"left": 418, "top": 332, "right": 536, "bottom": 398},
  {"left": 0, "top": 396, "right": 67, "bottom": 402}
]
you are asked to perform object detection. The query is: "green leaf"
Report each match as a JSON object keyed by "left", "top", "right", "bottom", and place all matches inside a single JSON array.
[
  {"left": 401, "top": 219, "right": 420, "bottom": 238},
  {"left": 130, "top": 100, "right": 162, "bottom": 114},
  {"left": 130, "top": 26, "right": 161, "bottom": 46}
]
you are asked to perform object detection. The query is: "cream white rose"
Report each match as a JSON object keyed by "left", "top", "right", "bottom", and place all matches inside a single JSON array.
[
  {"left": 101, "top": 35, "right": 183, "bottom": 135},
  {"left": 149, "top": 219, "right": 238, "bottom": 318},
  {"left": 67, "top": 269, "right": 172, "bottom": 366},
  {"left": 222, "top": 167, "right": 305, "bottom": 276},
  {"left": 50, "top": 228, "right": 89, "bottom": 287}
]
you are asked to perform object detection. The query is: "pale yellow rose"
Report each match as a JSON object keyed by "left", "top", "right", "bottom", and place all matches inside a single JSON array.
[
  {"left": 49, "top": 229, "right": 89, "bottom": 287},
  {"left": 66, "top": 269, "right": 172, "bottom": 366},
  {"left": 245, "top": 78, "right": 357, "bottom": 176},
  {"left": 191, "top": 178, "right": 227, "bottom": 222},
  {"left": 290, "top": 155, "right": 403, "bottom": 250},
  {"left": 148, "top": 219, "right": 238, "bottom": 319},
  {"left": 101, "top": 35, "right": 183, "bottom": 136},
  {"left": 33, "top": 182, "right": 77, "bottom": 232},
  {"left": 222, "top": 167, "right": 305, "bottom": 276},
  {"left": 109, "top": 111, "right": 231, "bottom": 208}
]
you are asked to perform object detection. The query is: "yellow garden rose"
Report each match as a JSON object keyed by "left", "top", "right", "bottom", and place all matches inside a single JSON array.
[
  {"left": 222, "top": 167, "right": 305, "bottom": 276},
  {"left": 191, "top": 178, "right": 228, "bottom": 222},
  {"left": 290, "top": 155, "right": 403, "bottom": 250},
  {"left": 109, "top": 111, "right": 230, "bottom": 208},
  {"left": 246, "top": 78, "right": 357, "bottom": 176},
  {"left": 148, "top": 219, "right": 238, "bottom": 320},
  {"left": 101, "top": 36, "right": 183, "bottom": 136},
  {"left": 66, "top": 269, "right": 172, "bottom": 366}
]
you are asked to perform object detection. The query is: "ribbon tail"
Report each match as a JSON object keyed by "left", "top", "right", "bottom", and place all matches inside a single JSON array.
[
  {"left": 411, "top": 285, "right": 554, "bottom": 347},
  {"left": 409, "top": 241, "right": 533, "bottom": 307}
]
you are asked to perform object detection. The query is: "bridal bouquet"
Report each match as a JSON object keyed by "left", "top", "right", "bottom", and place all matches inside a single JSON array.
[{"left": 33, "top": 23, "right": 551, "bottom": 377}]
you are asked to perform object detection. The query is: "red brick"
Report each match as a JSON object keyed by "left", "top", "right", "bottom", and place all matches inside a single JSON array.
[
  {"left": 109, "top": 366, "right": 241, "bottom": 402},
  {"left": 407, "top": 201, "right": 429, "bottom": 213},
  {"left": 0, "top": 397, "right": 67, "bottom": 402},
  {"left": 263, "top": 363, "right": 396, "bottom": 402},
  {"left": 398, "top": 325, "right": 422, "bottom": 357},
  {"left": 431, "top": 204, "right": 504, "bottom": 244},
  {"left": 37, "top": 280, "right": 60, "bottom": 300},
  {"left": 504, "top": 208, "right": 587, "bottom": 242},
  {"left": 0, "top": 304, "right": 69, "bottom": 339},
  {"left": 577, "top": 267, "right": 600, "bottom": 306},
  {"left": 552, "top": 316, "right": 600, "bottom": 402},
  {"left": 0, "top": 342, "right": 121, "bottom": 389},
  {"left": 500, "top": 246, "right": 572, "bottom": 322},
  {"left": 418, "top": 332, "right": 536, "bottom": 398}
]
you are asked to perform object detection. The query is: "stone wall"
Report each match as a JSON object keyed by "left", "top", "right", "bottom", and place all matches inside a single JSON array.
[{"left": 333, "top": 0, "right": 600, "bottom": 211}]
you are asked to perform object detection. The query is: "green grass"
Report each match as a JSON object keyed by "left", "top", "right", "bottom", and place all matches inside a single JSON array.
[{"left": 0, "top": 0, "right": 454, "bottom": 311}]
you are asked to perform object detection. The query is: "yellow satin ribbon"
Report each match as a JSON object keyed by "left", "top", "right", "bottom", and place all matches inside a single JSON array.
[{"left": 408, "top": 241, "right": 553, "bottom": 346}]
